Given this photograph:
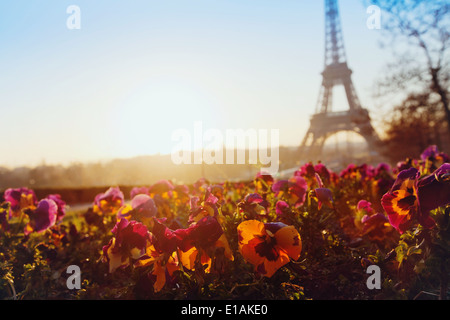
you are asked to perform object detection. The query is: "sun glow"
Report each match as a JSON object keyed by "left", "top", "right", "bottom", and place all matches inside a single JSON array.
[{"left": 110, "top": 75, "right": 223, "bottom": 158}]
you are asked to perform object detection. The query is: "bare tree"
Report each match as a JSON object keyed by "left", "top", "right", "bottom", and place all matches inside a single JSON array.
[
  {"left": 381, "top": 92, "right": 447, "bottom": 162},
  {"left": 367, "top": 0, "right": 450, "bottom": 137}
]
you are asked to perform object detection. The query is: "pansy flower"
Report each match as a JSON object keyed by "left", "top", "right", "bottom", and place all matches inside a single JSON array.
[
  {"left": 254, "top": 171, "right": 274, "bottom": 193},
  {"left": 24, "top": 199, "right": 58, "bottom": 235},
  {"left": 420, "top": 146, "right": 450, "bottom": 173},
  {"left": 296, "top": 162, "right": 331, "bottom": 188},
  {"left": 172, "top": 184, "right": 191, "bottom": 206},
  {"left": 150, "top": 218, "right": 182, "bottom": 253},
  {"left": 314, "top": 163, "right": 332, "bottom": 185},
  {"left": 176, "top": 216, "right": 233, "bottom": 273},
  {"left": 188, "top": 189, "right": 220, "bottom": 223},
  {"left": 382, "top": 164, "right": 450, "bottom": 234},
  {"left": 357, "top": 200, "right": 374, "bottom": 215},
  {"left": 3, "top": 187, "right": 37, "bottom": 217},
  {"left": 395, "top": 159, "right": 413, "bottom": 174},
  {"left": 381, "top": 168, "right": 430, "bottom": 233},
  {"left": 237, "top": 193, "right": 269, "bottom": 219},
  {"left": 275, "top": 200, "right": 290, "bottom": 216},
  {"left": 339, "top": 163, "right": 374, "bottom": 181},
  {"left": 237, "top": 220, "right": 302, "bottom": 277},
  {"left": 272, "top": 176, "right": 308, "bottom": 208},
  {"left": 131, "top": 194, "right": 157, "bottom": 218},
  {"left": 296, "top": 162, "right": 316, "bottom": 180},
  {"left": 354, "top": 198, "right": 397, "bottom": 247},
  {"left": 136, "top": 244, "right": 179, "bottom": 292},
  {"left": 416, "top": 163, "right": 450, "bottom": 219},
  {"left": 310, "top": 173, "right": 334, "bottom": 210},
  {"left": 46, "top": 194, "right": 66, "bottom": 221},
  {"left": 117, "top": 194, "right": 157, "bottom": 226},
  {"left": 354, "top": 200, "right": 374, "bottom": 230},
  {"left": 313, "top": 188, "right": 334, "bottom": 210},
  {"left": 135, "top": 218, "right": 180, "bottom": 292},
  {"left": 102, "top": 218, "right": 150, "bottom": 273},
  {"left": 360, "top": 212, "right": 394, "bottom": 245},
  {"left": 149, "top": 180, "right": 174, "bottom": 198},
  {"left": 339, "top": 163, "right": 358, "bottom": 179},
  {"left": 93, "top": 187, "right": 124, "bottom": 215},
  {"left": 148, "top": 181, "right": 176, "bottom": 219}
]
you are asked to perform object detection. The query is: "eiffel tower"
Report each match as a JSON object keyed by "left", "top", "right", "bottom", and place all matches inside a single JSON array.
[{"left": 299, "top": 0, "right": 379, "bottom": 162}]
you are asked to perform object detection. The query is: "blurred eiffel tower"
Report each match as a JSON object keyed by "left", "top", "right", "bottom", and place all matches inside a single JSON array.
[{"left": 299, "top": 0, "right": 380, "bottom": 162}]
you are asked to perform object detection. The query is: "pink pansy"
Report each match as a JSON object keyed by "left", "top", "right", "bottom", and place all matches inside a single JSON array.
[
  {"left": 295, "top": 163, "right": 316, "bottom": 179},
  {"left": 3, "top": 187, "right": 37, "bottom": 217},
  {"left": 93, "top": 187, "right": 124, "bottom": 215},
  {"left": 150, "top": 218, "right": 182, "bottom": 254},
  {"left": 117, "top": 194, "right": 157, "bottom": 223},
  {"left": 295, "top": 163, "right": 332, "bottom": 188},
  {"left": 131, "top": 194, "right": 157, "bottom": 216},
  {"left": 24, "top": 199, "right": 58, "bottom": 235},
  {"left": 272, "top": 176, "right": 308, "bottom": 208},
  {"left": 314, "top": 163, "right": 331, "bottom": 184},
  {"left": 357, "top": 200, "right": 374, "bottom": 215},
  {"left": 360, "top": 212, "right": 393, "bottom": 245},
  {"left": 188, "top": 189, "right": 220, "bottom": 223},
  {"left": 275, "top": 200, "right": 290, "bottom": 216},
  {"left": 46, "top": 194, "right": 66, "bottom": 221}
]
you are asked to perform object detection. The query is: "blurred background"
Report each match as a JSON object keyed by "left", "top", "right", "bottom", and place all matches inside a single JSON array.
[{"left": 0, "top": 0, "right": 448, "bottom": 189}]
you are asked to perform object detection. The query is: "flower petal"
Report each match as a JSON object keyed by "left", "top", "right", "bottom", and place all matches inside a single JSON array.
[
  {"left": 237, "top": 220, "right": 265, "bottom": 245},
  {"left": 274, "top": 225, "right": 302, "bottom": 261},
  {"left": 25, "top": 199, "right": 58, "bottom": 235},
  {"left": 417, "top": 163, "right": 450, "bottom": 215},
  {"left": 257, "top": 251, "right": 290, "bottom": 278}
]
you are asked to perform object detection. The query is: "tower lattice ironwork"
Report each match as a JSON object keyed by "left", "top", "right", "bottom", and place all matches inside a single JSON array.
[{"left": 299, "top": 0, "right": 379, "bottom": 161}]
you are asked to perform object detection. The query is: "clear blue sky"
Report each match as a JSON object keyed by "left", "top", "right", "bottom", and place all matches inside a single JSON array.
[{"left": 0, "top": 0, "right": 389, "bottom": 168}]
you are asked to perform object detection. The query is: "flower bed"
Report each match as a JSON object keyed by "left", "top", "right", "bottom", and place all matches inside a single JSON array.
[{"left": 1, "top": 146, "right": 449, "bottom": 300}]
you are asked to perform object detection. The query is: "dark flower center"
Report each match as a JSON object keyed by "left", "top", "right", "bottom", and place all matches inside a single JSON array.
[
  {"left": 397, "top": 195, "right": 416, "bottom": 210},
  {"left": 255, "top": 236, "right": 279, "bottom": 261}
]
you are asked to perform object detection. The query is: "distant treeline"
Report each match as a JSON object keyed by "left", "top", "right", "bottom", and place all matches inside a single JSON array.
[{"left": 0, "top": 147, "right": 302, "bottom": 192}]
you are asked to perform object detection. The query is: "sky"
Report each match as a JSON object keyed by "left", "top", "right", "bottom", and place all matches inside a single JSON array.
[{"left": 0, "top": 0, "right": 390, "bottom": 168}]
